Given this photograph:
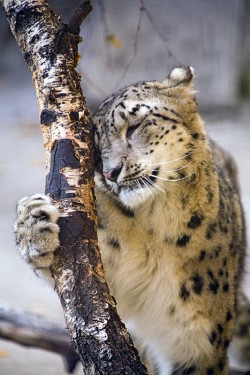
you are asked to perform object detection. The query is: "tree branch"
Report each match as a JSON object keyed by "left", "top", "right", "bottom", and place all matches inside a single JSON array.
[
  {"left": 0, "top": 303, "right": 79, "bottom": 373},
  {"left": 67, "top": 0, "right": 92, "bottom": 35},
  {"left": 1, "top": 0, "right": 147, "bottom": 373}
]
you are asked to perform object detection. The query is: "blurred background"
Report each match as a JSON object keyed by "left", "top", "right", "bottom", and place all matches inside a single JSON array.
[{"left": 0, "top": 0, "right": 249, "bottom": 374}]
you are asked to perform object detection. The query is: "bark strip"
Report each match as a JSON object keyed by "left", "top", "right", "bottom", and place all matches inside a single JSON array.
[{"left": 1, "top": 0, "right": 147, "bottom": 373}]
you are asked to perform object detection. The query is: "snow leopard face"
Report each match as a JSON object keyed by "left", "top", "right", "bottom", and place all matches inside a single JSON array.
[{"left": 93, "top": 67, "right": 205, "bottom": 209}]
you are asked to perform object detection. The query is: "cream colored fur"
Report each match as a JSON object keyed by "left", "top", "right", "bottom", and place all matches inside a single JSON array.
[{"left": 15, "top": 67, "right": 249, "bottom": 375}]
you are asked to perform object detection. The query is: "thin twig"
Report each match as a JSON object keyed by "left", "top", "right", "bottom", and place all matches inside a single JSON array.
[
  {"left": 83, "top": 71, "right": 108, "bottom": 98},
  {"left": 112, "top": 2, "right": 144, "bottom": 91},
  {"left": 98, "top": 0, "right": 112, "bottom": 66},
  {"left": 141, "top": 0, "right": 180, "bottom": 63},
  {"left": 112, "top": 0, "right": 180, "bottom": 91}
]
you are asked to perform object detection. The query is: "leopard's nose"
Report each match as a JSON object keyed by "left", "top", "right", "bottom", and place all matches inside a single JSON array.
[{"left": 103, "top": 165, "right": 122, "bottom": 182}]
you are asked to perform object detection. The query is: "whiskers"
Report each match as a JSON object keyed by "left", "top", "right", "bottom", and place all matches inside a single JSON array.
[
  {"left": 121, "top": 151, "right": 197, "bottom": 198},
  {"left": 149, "top": 170, "right": 195, "bottom": 183},
  {"left": 137, "top": 159, "right": 196, "bottom": 197},
  {"left": 147, "top": 150, "right": 196, "bottom": 167},
  {"left": 138, "top": 179, "right": 155, "bottom": 198},
  {"left": 144, "top": 176, "right": 165, "bottom": 193},
  {"left": 152, "top": 161, "right": 193, "bottom": 175}
]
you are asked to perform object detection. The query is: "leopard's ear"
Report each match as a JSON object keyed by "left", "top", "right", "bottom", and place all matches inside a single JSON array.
[
  {"left": 169, "top": 66, "right": 194, "bottom": 83},
  {"left": 161, "top": 66, "right": 195, "bottom": 89}
]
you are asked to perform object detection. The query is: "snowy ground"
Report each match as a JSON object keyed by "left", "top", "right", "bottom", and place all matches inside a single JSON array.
[{"left": 0, "top": 78, "right": 249, "bottom": 374}]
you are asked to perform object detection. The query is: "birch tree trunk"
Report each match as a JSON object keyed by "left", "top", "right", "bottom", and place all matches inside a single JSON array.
[{"left": 1, "top": 0, "right": 147, "bottom": 373}]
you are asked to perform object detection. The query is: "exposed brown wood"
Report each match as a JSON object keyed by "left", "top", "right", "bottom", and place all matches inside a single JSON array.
[{"left": 1, "top": 0, "right": 147, "bottom": 373}]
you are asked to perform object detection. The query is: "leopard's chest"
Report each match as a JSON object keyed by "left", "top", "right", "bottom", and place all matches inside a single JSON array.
[
  {"left": 98, "top": 224, "right": 213, "bottom": 366},
  {"left": 96, "top": 192, "right": 221, "bottom": 364},
  {"left": 98, "top": 221, "right": 181, "bottom": 322},
  {"left": 96, "top": 192, "right": 195, "bottom": 319}
]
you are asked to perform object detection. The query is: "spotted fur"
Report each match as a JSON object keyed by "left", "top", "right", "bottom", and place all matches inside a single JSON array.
[{"left": 15, "top": 67, "right": 249, "bottom": 374}]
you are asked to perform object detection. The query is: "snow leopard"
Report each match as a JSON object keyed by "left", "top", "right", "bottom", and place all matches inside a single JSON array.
[{"left": 14, "top": 67, "right": 250, "bottom": 374}]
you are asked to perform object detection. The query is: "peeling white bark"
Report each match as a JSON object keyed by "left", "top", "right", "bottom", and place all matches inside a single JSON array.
[{"left": 2, "top": 0, "right": 147, "bottom": 373}]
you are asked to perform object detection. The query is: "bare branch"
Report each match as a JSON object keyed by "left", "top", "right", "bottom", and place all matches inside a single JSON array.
[
  {"left": 68, "top": 0, "right": 93, "bottom": 35},
  {"left": 0, "top": 303, "right": 79, "bottom": 373}
]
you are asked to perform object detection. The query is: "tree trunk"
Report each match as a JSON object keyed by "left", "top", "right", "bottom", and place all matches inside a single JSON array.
[{"left": 1, "top": 0, "right": 147, "bottom": 373}]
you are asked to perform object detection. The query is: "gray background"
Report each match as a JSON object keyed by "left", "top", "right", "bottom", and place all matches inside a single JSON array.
[{"left": 0, "top": 0, "right": 249, "bottom": 374}]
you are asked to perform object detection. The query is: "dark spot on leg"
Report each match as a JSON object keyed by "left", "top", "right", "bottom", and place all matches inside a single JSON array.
[
  {"left": 107, "top": 238, "right": 121, "bottom": 250},
  {"left": 207, "top": 270, "right": 214, "bottom": 278},
  {"left": 218, "top": 269, "right": 224, "bottom": 277},
  {"left": 218, "top": 359, "right": 225, "bottom": 371},
  {"left": 184, "top": 367, "right": 196, "bottom": 375},
  {"left": 207, "top": 270, "right": 219, "bottom": 294},
  {"left": 198, "top": 250, "right": 206, "bottom": 261},
  {"left": 209, "top": 280, "right": 219, "bottom": 294},
  {"left": 97, "top": 218, "right": 106, "bottom": 229},
  {"left": 187, "top": 212, "right": 203, "bottom": 229},
  {"left": 206, "top": 223, "right": 217, "bottom": 239},
  {"left": 217, "top": 324, "right": 224, "bottom": 334},
  {"left": 223, "top": 339, "right": 230, "bottom": 348},
  {"left": 207, "top": 368, "right": 214, "bottom": 375},
  {"left": 169, "top": 305, "right": 176, "bottom": 315},
  {"left": 223, "top": 282, "right": 229, "bottom": 292},
  {"left": 209, "top": 331, "right": 217, "bottom": 345},
  {"left": 176, "top": 235, "right": 190, "bottom": 247},
  {"left": 191, "top": 132, "right": 199, "bottom": 139},
  {"left": 216, "top": 338, "right": 222, "bottom": 348},
  {"left": 205, "top": 185, "right": 214, "bottom": 204},
  {"left": 191, "top": 273, "right": 204, "bottom": 294},
  {"left": 226, "top": 311, "right": 232, "bottom": 321},
  {"left": 180, "top": 284, "right": 190, "bottom": 301},
  {"left": 210, "top": 245, "right": 222, "bottom": 259}
]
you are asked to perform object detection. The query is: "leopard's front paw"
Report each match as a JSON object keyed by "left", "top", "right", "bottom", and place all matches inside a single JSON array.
[{"left": 14, "top": 194, "right": 60, "bottom": 270}]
